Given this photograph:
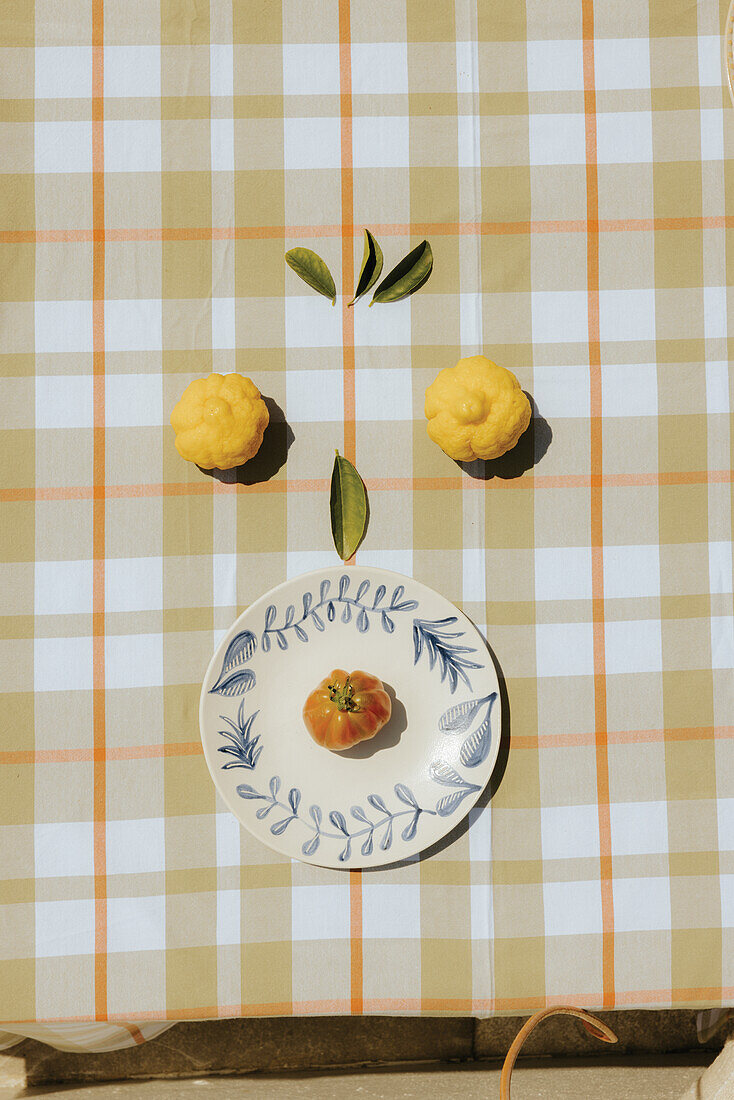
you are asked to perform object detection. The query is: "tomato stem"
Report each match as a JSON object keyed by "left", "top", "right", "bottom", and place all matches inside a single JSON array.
[{"left": 328, "top": 675, "right": 359, "bottom": 712}]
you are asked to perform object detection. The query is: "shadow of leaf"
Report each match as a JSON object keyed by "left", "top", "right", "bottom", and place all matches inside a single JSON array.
[
  {"left": 199, "top": 397, "right": 294, "bottom": 486},
  {"left": 459, "top": 393, "right": 552, "bottom": 481}
]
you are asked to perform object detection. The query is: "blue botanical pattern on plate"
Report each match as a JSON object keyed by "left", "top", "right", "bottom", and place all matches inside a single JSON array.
[
  {"left": 438, "top": 693, "right": 497, "bottom": 767},
  {"left": 234, "top": 767, "right": 480, "bottom": 862},
  {"left": 209, "top": 629, "right": 257, "bottom": 697},
  {"left": 412, "top": 617, "right": 482, "bottom": 693},
  {"left": 261, "top": 574, "right": 418, "bottom": 651},
  {"left": 217, "top": 700, "right": 263, "bottom": 770}
]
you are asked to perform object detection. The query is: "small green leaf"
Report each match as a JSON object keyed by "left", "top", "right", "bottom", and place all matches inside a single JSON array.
[
  {"left": 347, "top": 228, "right": 383, "bottom": 307},
  {"left": 285, "top": 247, "right": 336, "bottom": 305},
  {"left": 330, "top": 451, "right": 368, "bottom": 561},
  {"left": 370, "top": 239, "right": 433, "bottom": 305}
]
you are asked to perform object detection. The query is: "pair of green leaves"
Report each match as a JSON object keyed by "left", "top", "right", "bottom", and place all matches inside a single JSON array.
[
  {"left": 330, "top": 451, "right": 368, "bottom": 561},
  {"left": 285, "top": 231, "right": 433, "bottom": 308}
]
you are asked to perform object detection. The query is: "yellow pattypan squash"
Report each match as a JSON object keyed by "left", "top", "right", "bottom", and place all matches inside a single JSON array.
[
  {"left": 170, "top": 373, "right": 269, "bottom": 470},
  {"left": 425, "top": 355, "right": 531, "bottom": 462}
]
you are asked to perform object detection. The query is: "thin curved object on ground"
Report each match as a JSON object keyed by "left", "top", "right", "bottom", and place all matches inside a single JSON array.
[{"left": 499, "top": 1006, "right": 618, "bottom": 1099}]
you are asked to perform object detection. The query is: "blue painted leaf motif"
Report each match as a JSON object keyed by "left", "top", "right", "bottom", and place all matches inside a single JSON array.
[
  {"left": 256, "top": 802, "right": 275, "bottom": 819},
  {"left": 412, "top": 622, "right": 423, "bottom": 662},
  {"left": 275, "top": 630, "right": 288, "bottom": 651},
  {"left": 284, "top": 605, "right": 295, "bottom": 627},
  {"left": 351, "top": 805, "right": 370, "bottom": 824},
  {"left": 302, "top": 591, "right": 313, "bottom": 615},
  {"left": 341, "top": 602, "right": 352, "bottom": 623},
  {"left": 435, "top": 788, "right": 476, "bottom": 817},
  {"left": 327, "top": 601, "right": 335, "bottom": 622},
  {"left": 373, "top": 584, "right": 386, "bottom": 607},
  {"left": 294, "top": 624, "right": 308, "bottom": 643},
  {"left": 381, "top": 612, "right": 395, "bottom": 634},
  {"left": 394, "top": 783, "right": 418, "bottom": 808},
  {"left": 361, "top": 831, "right": 374, "bottom": 857},
  {"left": 357, "top": 608, "right": 369, "bottom": 633},
  {"left": 402, "top": 810, "right": 421, "bottom": 841},
  {"left": 220, "top": 629, "right": 257, "bottom": 673},
  {"left": 356, "top": 579, "right": 370, "bottom": 602},
  {"left": 261, "top": 632, "right": 271, "bottom": 653},
  {"left": 319, "top": 579, "right": 331, "bottom": 603},
  {"left": 264, "top": 605, "right": 276, "bottom": 629},
  {"left": 270, "top": 816, "right": 294, "bottom": 836},
  {"left": 439, "top": 694, "right": 493, "bottom": 734},
  {"left": 210, "top": 666, "right": 256, "bottom": 697},
  {"left": 459, "top": 694, "right": 497, "bottom": 768},
  {"left": 368, "top": 793, "right": 388, "bottom": 815},
  {"left": 390, "top": 585, "right": 405, "bottom": 608},
  {"left": 329, "top": 810, "right": 348, "bottom": 835},
  {"left": 309, "top": 804, "right": 322, "bottom": 828},
  {"left": 380, "top": 816, "right": 394, "bottom": 850},
  {"left": 270, "top": 775, "right": 281, "bottom": 799},
  {"left": 311, "top": 610, "right": 325, "bottom": 631},
  {"left": 394, "top": 599, "right": 419, "bottom": 612},
  {"left": 339, "top": 837, "right": 352, "bottom": 862},
  {"left": 302, "top": 834, "right": 320, "bottom": 857},
  {"left": 288, "top": 787, "right": 301, "bottom": 814},
  {"left": 412, "top": 617, "right": 482, "bottom": 694},
  {"left": 429, "top": 761, "right": 473, "bottom": 788},
  {"left": 338, "top": 574, "right": 350, "bottom": 599},
  {"left": 236, "top": 784, "right": 264, "bottom": 799}
]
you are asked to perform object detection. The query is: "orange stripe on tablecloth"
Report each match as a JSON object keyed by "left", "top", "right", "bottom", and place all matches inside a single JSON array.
[
  {"left": 5, "top": 727, "right": 730, "bottom": 767},
  {"left": 583, "top": 2, "right": 615, "bottom": 1011},
  {"left": 4, "top": 215, "right": 734, "bottom": 244},
  {"left": 120, "top": 1023, "right": 147, "bottom": 1045},
  {"left": 3, "top": 469, "right": 731, "bottom": 504},
  {"left": 91, "top": 2, "right": 107, "bottom": 1023},
  {"left": 338, "top": 0, "right": 363, "bottom": 1017}
]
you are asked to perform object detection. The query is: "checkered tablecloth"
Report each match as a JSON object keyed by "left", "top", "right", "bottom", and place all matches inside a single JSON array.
[{"left": 1, "top": 0, "right": 733, "bottom": 1053}]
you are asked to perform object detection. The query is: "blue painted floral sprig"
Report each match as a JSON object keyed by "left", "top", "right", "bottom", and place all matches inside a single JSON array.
[
  {"left": 413, "top": 617, "right": 482, "bottom": 693},
  {"left": 261, "top": 574, "right": 418, "bottom": 652}
]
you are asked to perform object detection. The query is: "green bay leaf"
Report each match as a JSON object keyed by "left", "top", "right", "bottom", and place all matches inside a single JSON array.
[
  {"left": 347, "top": 228, "right": 383, "bottom": 307},
  {"left": 370, "top": 239, "right": 433, "bottom": 305},
  {"left": 330, "top": 451, "right": 368, "bottom": 561},
  {"left": 285, "top": 247, "right": 336, "bottom": 305}
]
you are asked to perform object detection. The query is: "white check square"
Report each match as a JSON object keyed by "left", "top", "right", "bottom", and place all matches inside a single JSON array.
[
  {"left": 603, "top": 544, "right": 660, "bottom": 599},
  {"left": 286, "top": 369, "right": 343, "bottom": 423},
  {"left": 352, "top": 116, "right": 410, "bottom": 168},
  {"left": 594, "top": 38, "right": 651, "bottom": 90},
  {"left": 599, "top": 289, "right": 656, "bottom": 343},
  {"left": 610, "top": 801, "right": 669, "bottom": 856},
  {"left": 106, "top": 818, "right": 165, "bottom": 875},
  {"left": 353, "top": 297, "right": 411, "bottom": 347},
  {"left": 285, "top": 296, "right": 342, "bottom": 348},
  {"left": 470, "top": 883, "right": 493, "bottom": 939},
  {"left": 217, "top": 889, "right": 241, "bottom": 946},
  {"left": 613, "top": 877, "right": 670, "bottom": 932},
  {"left": 107, "top": 895, "right": 165, "bottom": 953},
  {"left": 351, "top": 42, "right": 408, "bottom": 94},
  {"left": 105, "top": 633, "right": 163, "bottom": 689},
  {"left": 721, "top": 874, "right": 734, "bottom": 928},
  {"left": 357, "top": 549, "right": 414, "bottom": 574},
  {"left": 532, "top": 291, "right": 589, "bottom": 345},
  {"left": 286, "top": 550, "right": 337, "bottom": 579},
  {"left": 698, "top": 35, "right": 724, "bottom": 88},
  {"left": 529, "top": 113, "right": 586, "bottom": 165},
  {"left": 213, "top": 554, "right": 237, "bottom": 609},
  {"left": 355, "top": 368, "right": 413, "bottom": 420},
  {"left": 605, "top": 619, "right": 662, "bottom": 675},
  {"left": 284, "top": 117, "right": 341, "bottom": 169},
  {"left": 462, "top": 548, "right": 486, "bottom": 604},
  {"left": 104, "top": 120, "right": 161, "bottom": 172},
  {"left": 362, "top": 884, "right": 420, "bottom": 939},
  {"left": 36, "top": 899, "right": 95, "bottom": 957},
  {"left": 544, "top": 880, "right": 603, "bottom": 935},
  {"left": 536, "top": 621, "right": 594, "bottom": 678},
  {"left": 709, "top": 542, "right": 733, "bottom": 595},
  {"left": 35, "top": 300, "right": 93, "bottom": 354},
  {"left": 532, "top": 364, "right": 590, "bottom": 418},
  {"left": 104, "top": 46, "right": 161, "bottom": 98},
  {"left": 700, "top": 108, "right": 725, "bottom": 162},
  {"left": 282, "top": 44, "right": 340, "bottom": 95},
  {"left": 455, "top": 40, "right": 479, "bottom": 96},
  {"left": 711, "top": 616, "right": 734, "bottom": 671},
  {"left": 704, "top": 292, "right": 727, "bottom": 340},
  {"left": 35, "top": 375, "right": 93, "bottom": 429},
  {"left": 596, "top": 111, "right": 652, "bottom": 165},
  {"left": 291, "top": 884, "right": 350, "bottom": 941},
  {"left": 534, "top": 547, "right": 592, "bottom": 601},
  {"left": 212, "top": 297, "right": 236, "bottom": 349},
  {"left": 526, "top": 40, "right": 584, "bottom": 92},
  {"left": 210, "top": 44, "right": 234, "bottom": 96},
  {"left": 35, "top": 559, "right": 93, "bottom": 615},
  {"left": 35, "top": 46, "right": 92, "bottom": 99},
  {"left": 105, "top": 374, "right": 163, "bottom": 427},
  {"left": 105, "top": 556, "right": 163, "bottom": 613},
  {"left": 105, "top": 299, "right": 162, "bottom": 353},
  {"left": 211, "top": 117, "right": 235, "bottom": 171},
  {"left": 35, "top": 121, "right": 92, "bottom": 173},
  {"left": 35, "top": 636, "right": 93, "bottom": 692},
  {"left": 601, "top": 362, "right": 658, "bottom": 417},
  {"left": 541, "top": 804, "right": 600, "bottom": 860},
  {"left": 34, "top": 822, "right": 94, "bottom": 878}
]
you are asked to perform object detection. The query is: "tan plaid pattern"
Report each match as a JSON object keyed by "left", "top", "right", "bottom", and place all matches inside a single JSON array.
[{"left": 1, "top": 0, "right": 733, "bottom": 1044}]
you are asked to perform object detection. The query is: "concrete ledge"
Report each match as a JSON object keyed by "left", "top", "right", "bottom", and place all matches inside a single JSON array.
[{"left": 680, "top": 1039, "right": 734, "bottom": 1098}]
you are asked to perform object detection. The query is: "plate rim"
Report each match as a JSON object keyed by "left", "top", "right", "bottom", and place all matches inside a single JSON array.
[{"left": 199, "top": 565, "right": 502, "bottom": 869}]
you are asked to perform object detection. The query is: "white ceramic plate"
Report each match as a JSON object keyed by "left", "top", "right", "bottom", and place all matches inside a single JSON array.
[{"left": 200, "top": 567, "right": 501, "bottom": 869}]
